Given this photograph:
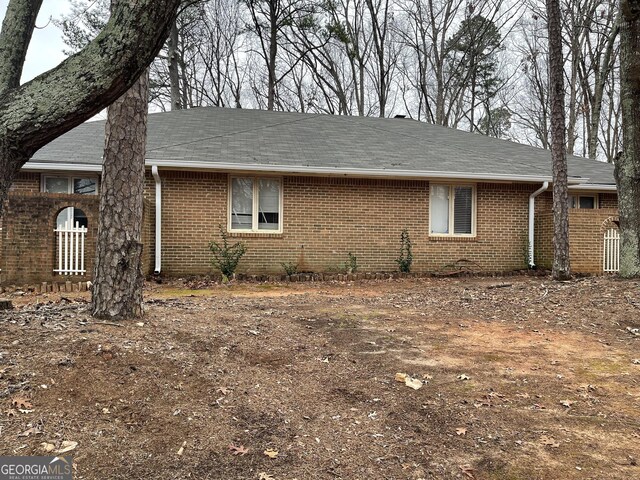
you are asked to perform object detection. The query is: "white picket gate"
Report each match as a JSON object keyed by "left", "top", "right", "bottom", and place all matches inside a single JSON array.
[
  {"left": 54, "top": 221, "right": 87, "bottom": 275},
  {"left": 603, "top": 228, "right": 620, "bottom": 273}
]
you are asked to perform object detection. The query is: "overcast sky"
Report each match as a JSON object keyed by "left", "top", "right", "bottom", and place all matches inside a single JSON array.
[{"left": 0, "top": 0, "right": 71, "bottom": 82}]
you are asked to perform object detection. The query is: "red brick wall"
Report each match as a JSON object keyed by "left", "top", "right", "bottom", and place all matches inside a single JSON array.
[
  {"left": 534, "top": 209, "right": 619, "bottom": 273},
  {"left": 1, "top": 193, "right": 100, "bottom": 283},
  {"left": 151, "top": 171, "right": 538, "bottom": 276}
]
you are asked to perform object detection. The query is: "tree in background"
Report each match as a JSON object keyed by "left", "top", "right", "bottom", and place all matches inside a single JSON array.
[
  {"left": 615, "top": 0, "right": 640, "bottom": 277},
  {"left": 0, "top": 0, "right": 181, "bottom": 214},
  {"left": 546, "top": 0, "right": 571, "bottom": 280}
]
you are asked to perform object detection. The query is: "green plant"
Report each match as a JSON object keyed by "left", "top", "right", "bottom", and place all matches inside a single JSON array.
[
  {"left": 208, "top": 225, "right": 247, "bottom": 281},
  {"left": 346, "top": 252, "right": 358, "bottom": 274},
  {"left": 281, "top": 261, "right": 298, "bottom": 276},
  {"left": 520, "top": 231, "right": 532, "bottom": 269},
  {"left": 396, "top": 229, "right": 413, "bottom": 273}
]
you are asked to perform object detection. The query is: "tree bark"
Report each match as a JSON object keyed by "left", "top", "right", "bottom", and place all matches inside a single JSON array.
[
  {"left": 0, "top": 0, "right": 43, "bottom": 93},
  {"left": 91, "top": 72, "right": 148, "bottom": 320},
  {"left": 616, "top": 0, "right": 640, "bottom": 277},
  {"left": 0, "top": 0, "right": 181, "bottom": 215},
  {"left": 546, "top": 0, "right": 571, "bottom": 280}
]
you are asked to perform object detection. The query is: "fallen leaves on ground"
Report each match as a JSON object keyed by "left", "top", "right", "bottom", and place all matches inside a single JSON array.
[
  {"left": 11, "top": 396, "right": 32, "bottom": 410},
  {"left": 229, "top": 444, "right": 249, "bottom": 456},
  {"left": 456, "top": 427, "right": 467, "bottom": 436},
  {"left": 263, "top": 448, "right": 279, "bottom": 458},
  {"left": 57, "top": 441, "right": 78, "bottom": 454}
]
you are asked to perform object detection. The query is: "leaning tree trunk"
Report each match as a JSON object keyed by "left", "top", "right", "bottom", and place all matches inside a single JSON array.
[
  {"left": 91, "top": 71, "right": 148, "bottom": 320},
  {"left": 546, "top": 0, "right": 571, "bottom": 280},
  {"left": 615, "top": 0, "right": 640, "bottom": 277}
]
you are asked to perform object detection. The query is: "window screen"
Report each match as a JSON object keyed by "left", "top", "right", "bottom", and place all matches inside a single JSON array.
[
  {"left": 74, "top": 178, "right": 97, "bottom": 195},
  {"left": 579, "top": 196, "right": 595, "bottom": 209},
  {"left": 453, "top": 186, "right": 473, "bottom": 234},
  {"left": 430, "top": 185, "right": 450, "bottom": 234},
  {"left": 231, "top": 177, "right": 253, "bottom": 229},
  {"left": 258, "top": 179, "right": 280, "bottom": 230},
  {"left": 45, "top": 177, "right": 70, "bottom": 193}
]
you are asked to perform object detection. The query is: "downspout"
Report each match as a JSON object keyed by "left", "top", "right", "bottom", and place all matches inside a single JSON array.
[
  {"left": 151, "top": 166, "right": 162, "bottom": 274},
  {"left": 528, "top": 181, "right": 549, "bottom": 268}
]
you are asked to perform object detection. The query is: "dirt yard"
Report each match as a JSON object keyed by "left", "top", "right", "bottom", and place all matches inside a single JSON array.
[{"left": 1, "top": 276, "right": 639, "bottom": 479}]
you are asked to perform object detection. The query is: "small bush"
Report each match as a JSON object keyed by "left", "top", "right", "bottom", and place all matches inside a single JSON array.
[
  {"left": 209, "top": 225, "right": 247, "bottom": 281},
  {"left": 346, "top": 252, "right": 358, "bottom": 274},
  {"left": 396, "top": 229, "right": 413, "bottom": 273},
  {"left": 281, "top": 262, "right": 298, "bottom": 276}
]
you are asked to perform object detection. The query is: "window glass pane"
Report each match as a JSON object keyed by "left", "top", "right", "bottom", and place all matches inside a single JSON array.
[
  {"left": 56, "top": 207, "right": 73, "bottom": 229},
  {"left": 231, "top": 177, "right": 253, "bottom": 229},
  {"left": 579, "top": 196, "right": 595, "bottom": 209},
  {"left": 74, "top": 178, "right": 97, "bottom": 195},
  {"left": 430, "top": 185, "right": 449, "bottom": 234},
  {"left": 570, "top": 196, "right": 578, "bottom": 209},
  {"left": 453, "top": 186, "right": 473, "bottom": 234},
  {"left": 45, "top": 177, "right": 69, "bottom": 193},
  {"left": 258, "top": 178, "right": 280, "bottom": 230}
]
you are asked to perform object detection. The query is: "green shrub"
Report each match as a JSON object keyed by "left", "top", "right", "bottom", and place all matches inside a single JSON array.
[
  {"left": 209, "top": 225, "right": 247, "bottom": 281},
  {"left": 346, "top": 252, "right": 358, "bottom": 274},
  {"left": 396, "top": 229, "right": 413, "bottom": 273},
  {"left": 281, "top": 261, "right": 298, "bottom": 276}
]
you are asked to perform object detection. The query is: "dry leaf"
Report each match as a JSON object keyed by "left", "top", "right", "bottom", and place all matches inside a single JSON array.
[
  {"left": 258, "top": 473, "right": 275, "bottom": 480},
  {"left": 40, "top": 442, "right": 55, "bottom": 453},
  {"left": 5, "top": 409, "right": 17, "bottom": 417},
  {"left": 560, "top": 400, "right": 575, "bottom": 408},
  {"left": 540, "top": 435, "right": 560, "bottom": 448},
  {"left": 229, "top": 444, "right": 249, "bottom": 456},
  {"left": 404, "top": 376, "right": 423, "bottom": 390},
  {"left": 395, "top": 372, "right": 407, "bottom": 382},
  {"left": 217, "top": 387, "right": 233, "bottom": 395},
  {"left": 18, "top": 425, "right": 42, "bottom": 437},
  {"left": 11, "top": 396, "right": 32, "bottom": 410},
  {"left": 56, "top": 441, "right": 78, "bottom": 454},
  {"left": 263, "top": 448, "right": 279, "bottom": 458},
  {"left": 456, "top": 427, "right": 467, "bottom": 436},
  {"left": 457, "top": 374, "right": 470, "bottom": 381},
  {"left": 177, "top": 440, "right": 187, "bottom": 456}
]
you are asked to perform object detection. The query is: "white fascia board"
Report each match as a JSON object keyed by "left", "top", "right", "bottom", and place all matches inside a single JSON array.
[
  {"left": 146, "top": 159, "right": 561, "bottom": 184},
  {"left": 22, "top": 162, "right": 102, "bottom": 172}
]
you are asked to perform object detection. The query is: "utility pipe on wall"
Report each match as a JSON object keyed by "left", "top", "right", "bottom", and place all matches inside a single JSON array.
[
  {"left": 151, "top": 165, "right": 162, "bottom": 274},
  {"left": 528, "top": 181, "right": 549, "bottom": 268}
]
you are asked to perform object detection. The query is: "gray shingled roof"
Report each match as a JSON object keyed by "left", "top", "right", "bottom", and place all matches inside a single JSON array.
[{"left": 29, "top": 107, "right": 615, "bottom": 186}]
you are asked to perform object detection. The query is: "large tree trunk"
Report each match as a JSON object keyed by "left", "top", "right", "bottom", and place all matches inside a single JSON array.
[
  {"left": 91, "top": 72, "right": 148, "bottom": 320},
  {"left": 546, "top": 0, "right": 571, "bottom": 280},
  {"left": 616, "top": 0, "right": 640, "bottom": 277},
  {"left": 0, "top": 0, "right": 180, "bottom": 216}
]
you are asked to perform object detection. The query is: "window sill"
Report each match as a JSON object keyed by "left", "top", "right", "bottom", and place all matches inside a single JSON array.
[
  {"left": 228, "top": 231, "right": 284, "bottom": 239},
  {"left": 428, "top": 235, "right": 477, "bottom": 243}
]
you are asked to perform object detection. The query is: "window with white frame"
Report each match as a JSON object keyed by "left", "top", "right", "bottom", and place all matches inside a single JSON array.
[
  {"left": 229, "top": 176, "right": 282, "bottom": 232},
  {"left": 570, "top": 194, "right": 598, "bottom": 209},
  {"left": 430, "top": 184, "right": 476, "bottom": 236},
  {"left": 42, "top": 175, "right": 98, "bottom": 228}
]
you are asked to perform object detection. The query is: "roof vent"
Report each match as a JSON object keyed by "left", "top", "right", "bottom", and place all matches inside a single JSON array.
[{"left": 394, "top": 114, "right": 407, "bottom": 119}]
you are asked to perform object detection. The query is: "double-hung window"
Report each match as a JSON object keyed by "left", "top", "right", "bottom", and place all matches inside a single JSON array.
[
  {"left": 570, "top": 194, "right": 598, "bottom": 209},
  {"left": 429, "top": 184, "right": 476, "bottom": 236},
  {"left": 229, "top": 176, "right": 282, "bottom": 233}
]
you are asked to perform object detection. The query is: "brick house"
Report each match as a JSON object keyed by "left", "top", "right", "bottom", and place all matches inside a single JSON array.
[{"left": 0, "top": 107, "right": 619, "bottom": 284}]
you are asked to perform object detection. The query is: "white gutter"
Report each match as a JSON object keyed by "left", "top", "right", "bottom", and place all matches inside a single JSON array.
[
  {"left": 22, "top": 162, "right": 102, "bottom": 172},
  {"left": 528, "top": 182, "right": 549, "bottom": 268},
  {"left": 568, "top": 184, "right": 617, "bottom": 191},
  {"left": 145, "top": 159, "right": 589, "bottom": 184},
  {"left": 23, "top": 160, "right": 592, "bottom": 185},
  {"left": 151, "top": 165, "right": 162, "bottom": 275}
]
